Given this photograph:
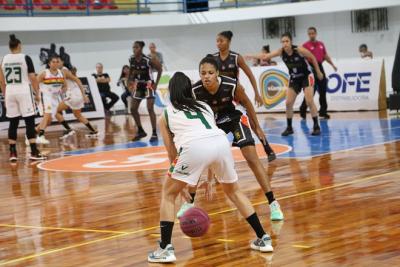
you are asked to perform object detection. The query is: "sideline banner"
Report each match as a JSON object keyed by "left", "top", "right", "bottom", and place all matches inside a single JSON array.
[{"left": 150, "top": 59, "right": 382, "bottom": 114}]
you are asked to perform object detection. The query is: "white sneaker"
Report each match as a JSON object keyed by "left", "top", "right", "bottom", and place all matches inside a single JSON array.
[
  {"left": 177, "top": 202, "right": 194, "bottom": 218},
  {"left": 85, "top": 131, "right": 99, "bottom": 139},
  {"left": 270, "top": 200, "right": 284, "bottom": 221},
  {"left": 148, "top": 242, "right": 176, "bottom": 263},
  {"left": 251, "top": 234, "right": 274, "bottom": 252},
  {"left": 60, "top": 129, "right": 76, "bottom": 140},
  {"left": 36, "top": 135, "right": 50, "bottom": 145}
]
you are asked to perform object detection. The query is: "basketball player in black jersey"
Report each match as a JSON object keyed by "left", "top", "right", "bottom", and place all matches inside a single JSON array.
[
  {"left": 214, "top": 31, "right": 276, "bottom": 162},
  {"left": 129, "top": 41, "right": 162, "bottom": 142},
  {"left": 179, "top": 56, "right": 284, "bottom": 221},
  {"left": 246, "top": 33, "right": 323, "bottom": 136}
]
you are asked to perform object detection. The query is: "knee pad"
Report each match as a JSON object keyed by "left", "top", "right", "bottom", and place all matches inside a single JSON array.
[
  {"left": 24, "top": 116, "right": 37, "bottom": 139},
  {"left": 8, "top": 117, "right": 20, "bottom": 140}
]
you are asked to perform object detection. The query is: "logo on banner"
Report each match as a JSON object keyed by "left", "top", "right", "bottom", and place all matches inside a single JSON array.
[
  {"left": 259, "top": 69, "right": 289, "bottom": 109},
  {"left": 327, "top": 72, "right": 371, "bottom": 93},
  {"left": 155, "top": 74, "right": 171, "bottom": 108}
]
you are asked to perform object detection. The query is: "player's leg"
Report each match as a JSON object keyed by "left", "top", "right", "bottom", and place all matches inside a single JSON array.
[
  {"left": 304, "top": 75, "right": 321, "bottom": 135},
  {"left": 56, "top": 101, "right": 75, "bottom": 139},
  {"left": 131, "top": 90, "right": 147, "bottom": 141},
  {"left": 36, "top": 93, "right": 53, "bottom": 144},
  {"left": 146, "top": 96, "right": 157, "bottom": 142},
  {"left": 8, "top": 116, "right": 19, "bottom": 162},
  {"left": 24, "top": 115, "right": 46, "bottom": 160},
  {"left": 71, "top": 109, "right": 98, "bottom": 137},
  {"left": 281, "top": 87, "right": 297, "bottom": 136}
]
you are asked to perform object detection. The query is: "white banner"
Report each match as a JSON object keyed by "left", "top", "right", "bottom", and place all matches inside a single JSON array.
[{"left": 149, "top": 59, "right": 382, "bottom": 114}]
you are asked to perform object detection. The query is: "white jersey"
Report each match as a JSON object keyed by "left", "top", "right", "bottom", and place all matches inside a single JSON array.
[
  {"left": 1, "top": 53, "right": 32, "bottom": 94},
  {"left": 40, "top": 69, "right": 64, "bottom": 95},
  {"left": 164, "top": 101, "right": 225, "bottom": 148}
]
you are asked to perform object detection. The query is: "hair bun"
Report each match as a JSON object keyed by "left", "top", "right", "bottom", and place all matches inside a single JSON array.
[{"left": 9, "top": 34, "right": 17, "bottom": 41}]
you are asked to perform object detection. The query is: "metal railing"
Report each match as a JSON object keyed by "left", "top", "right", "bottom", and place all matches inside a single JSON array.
[{"left": 0, "top": 0, "right": 315, "bottom": 16}]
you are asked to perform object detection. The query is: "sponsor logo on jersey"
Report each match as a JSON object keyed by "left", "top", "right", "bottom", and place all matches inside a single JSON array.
[{"left": 259, "top": 69, "right": 289, "bottom": 109}]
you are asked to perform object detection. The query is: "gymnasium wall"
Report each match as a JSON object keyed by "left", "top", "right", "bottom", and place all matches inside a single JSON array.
[{"left": 1, "top": 7, "right": 399, "bottom": 110}]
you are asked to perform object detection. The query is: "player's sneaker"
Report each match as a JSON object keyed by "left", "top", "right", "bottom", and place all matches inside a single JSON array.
[
  {"left": 281, "top": 127, "right": 294, "bottom": 136},
  {"left": 30, "top": 151, "right": 47, "bottom": 161},
  {"left": 148, "top": 242, "right": 176, "bottom": 263},
  {"left": 9, "top": 151, "right": 18, "bottom": 162},
  {"left": 177, "top": 202, "right": 194, "bottom": 218},
  {"left": 270, "top": 200, "right": 284, "bottom": 221},
  {"left": 267, "top": 152, "right": 276, "bottom": 162},
  {"left": 132, "top": 130, "right": 147, "bottom": 141},
  {"left": 251, "top": 234, "right": 274, "bottom": 252},
  {"left": 60, "top": 129, "right": 76, "bottom": 140},
  {"left": 311, "top": 126, "right": 321, "bottom": 136},
  {"left": 85, "top": 131, "right": 99, "bottom": 139},
  {"left": 149, "top": 133, "right": 158, "bottom": 142},
  {"left": 36, "top": 135, "right": 50, "bottom": 145}
]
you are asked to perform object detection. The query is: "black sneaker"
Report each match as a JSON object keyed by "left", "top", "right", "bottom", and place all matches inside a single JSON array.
[
  {"left": 281, "top": 127, "right": 294, "bottom": 136},
  {"left": 311, "top": 126, "right": 321, "bottom": 136},
  {"left": 132, "top": 130, "right": 147, "bottom": 141},
  {"left": 30, "top": 151, "right": 47, "bottom": 160},
  {"left": 267, "top": 152, "right": 277, "bottom": 162},
  {"left": 319, "top": 114, "right": 330, "bottom": 120},
  {"left": 9, "top": 151, "right": 18, "bottom": 162},
  {"left": 149, "top": 133, "right": 158, "bottom": 142}
]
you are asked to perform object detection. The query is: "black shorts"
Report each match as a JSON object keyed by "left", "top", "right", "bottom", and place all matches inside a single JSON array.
[
  {"left": 132, "top": 82, "right": 155, "bottom": 100},
  {"left": 289, "top": 74, "right": 315, "bottom": 94},
  {"left": 218, "top": 114, "right": 255, "bottom": 148}
]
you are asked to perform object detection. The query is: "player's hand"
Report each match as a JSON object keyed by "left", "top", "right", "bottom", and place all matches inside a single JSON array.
[
  {"left": 317, "top": 71, "right": 324, "bottom": 81},
  {"left": 180, "top": 187, "right": 192, "bottom": 203},
  {"left": 83, "top": 95, "right": 90, "bottom": 103},
  {"left": 198, "top": 180, "right": 214, "bottom": 201},
  {"left": 255, "top": 127, "right": 266, "bottom": 145},
  {"left": 254, "top": 93, "right": 263, "bottom": 107}
]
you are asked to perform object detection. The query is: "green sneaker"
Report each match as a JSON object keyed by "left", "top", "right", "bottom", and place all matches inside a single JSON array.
[
  {"left": 177, "top": 202, "right": 194, "bottom": 218},
  {"left": 270, "top": 200, "right": 284, "bottom": 221}
]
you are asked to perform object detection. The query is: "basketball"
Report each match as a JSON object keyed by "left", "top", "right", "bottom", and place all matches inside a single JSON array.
[{"left": 179, "top": 207, "right": 210, "bottom": 237}]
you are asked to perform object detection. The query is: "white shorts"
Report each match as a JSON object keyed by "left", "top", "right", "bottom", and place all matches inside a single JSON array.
[
  {"left": 42, "top": 91, "right": 61, "bottom": 116},
  {"left": 64, "top": 90, "right": 84, "bottom": 110},
  {"left": 6, "top": 91, "right": 36, "bottom": 118},
  {"left": 169, "top": 135, "right": 238, "bottom": 186}
]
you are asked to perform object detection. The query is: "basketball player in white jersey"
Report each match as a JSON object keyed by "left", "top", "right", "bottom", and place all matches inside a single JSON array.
[
  {"left": 36, "top": 55, "right": 66, "bottom": 144},
  {"left": 0, "top": 35, "right": 46, "bottom": 161},
  {"left": 148, "top": 72, "right": 273, "bottom": 263},
  {"left": 55, "top": 63, "right": 98, "bottom": 139}
]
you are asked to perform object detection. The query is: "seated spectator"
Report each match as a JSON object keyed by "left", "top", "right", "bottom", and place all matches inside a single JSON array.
[
  {"left": 359, "top": 44, "right": 373, "bottom": 59},
  {"left": 92, "top": 63, "right": 119, "bottom": 115},
  {"left": 148, "top": 42, "right": 166, "bottom": 70},
  {"left": 253, "top": 45, "right": 277, "bottom": 66},
  {"left": 117, "top": 65, "right": 131, "bottom": 113}
]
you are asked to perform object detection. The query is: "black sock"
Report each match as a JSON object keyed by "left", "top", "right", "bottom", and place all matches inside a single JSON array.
[
  {"left": 287, "top": 118, "right": 293, "bottom": 128},
  {"left": 10, "top": 144, "right": 16, "bottom": 153},
  {"left": 246, "top": 213, "right": 266, "bottom": 239},
  {"left": 160, "top": 221, "right": 174, "bottom": 249},
  {"left": 39, "top": 130, "right": 45, "bottom": 136},
  {"left": 312, "top": 116, "right": 319, "bottom": 128},
  {"left": 61, "top": 121, "right": 71, "bottom": 131},
  {"left": 266, "top": 191, "right": 275, "bottom": 204},
  {"left": 29, "top": 143, "right": 39, "bottom": 154},
  {"left": 262, "top": 139, "right": 274, "bottom": 155},
  {"left": 138, "top": 126, "right": 144, "bottom": 132},
  {"left": 189, "top": 193, "right": 196, "bottom": 204},
  {"left": 152, "top": 129, "right": 157, "bottom": 135},
  {"left": 85, "top": 123, "right": 95, "bottom": 132}
]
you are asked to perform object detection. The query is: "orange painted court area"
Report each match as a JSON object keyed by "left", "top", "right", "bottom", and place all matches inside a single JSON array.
[{"left": 38, "top": 144, "right": 291, "bottom": 172}]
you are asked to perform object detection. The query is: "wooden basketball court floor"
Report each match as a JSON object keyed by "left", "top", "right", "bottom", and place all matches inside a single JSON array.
[{"left": 0, "top": 111, "right": 399, "bottom": 266}]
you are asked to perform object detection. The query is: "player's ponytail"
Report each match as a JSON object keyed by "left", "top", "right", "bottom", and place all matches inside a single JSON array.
[
  {"left": 168, "top": 72, "right": 207, "bottom": 113},
  {"left": 218, "top": 31, "right": 233, "bottom": 41},
  {"left": 9, "top": 34, "right": 21, "bottom": 50}
]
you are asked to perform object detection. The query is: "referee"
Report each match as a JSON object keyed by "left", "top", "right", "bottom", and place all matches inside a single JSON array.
[{"left": 300, "top": 27, "right": 337, "bottom": 120}]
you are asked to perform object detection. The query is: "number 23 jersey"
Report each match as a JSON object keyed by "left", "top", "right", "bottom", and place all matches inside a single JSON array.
[{"left": 164, "top": 101, "right": 225, "bottom": 148}]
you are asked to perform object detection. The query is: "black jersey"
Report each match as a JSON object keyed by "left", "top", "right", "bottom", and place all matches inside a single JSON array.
[
  {"left": 192, "top": 76, "right": 242, "bottom": 124},
  {"left": 281, "top": 45, "right": 312, "bottom": 79},
  {"left": 213, "top": 51, "right": 239, "bottom": 79},
  {"left": 129, "top": 54, "right": 153, "bottom": 82}
]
